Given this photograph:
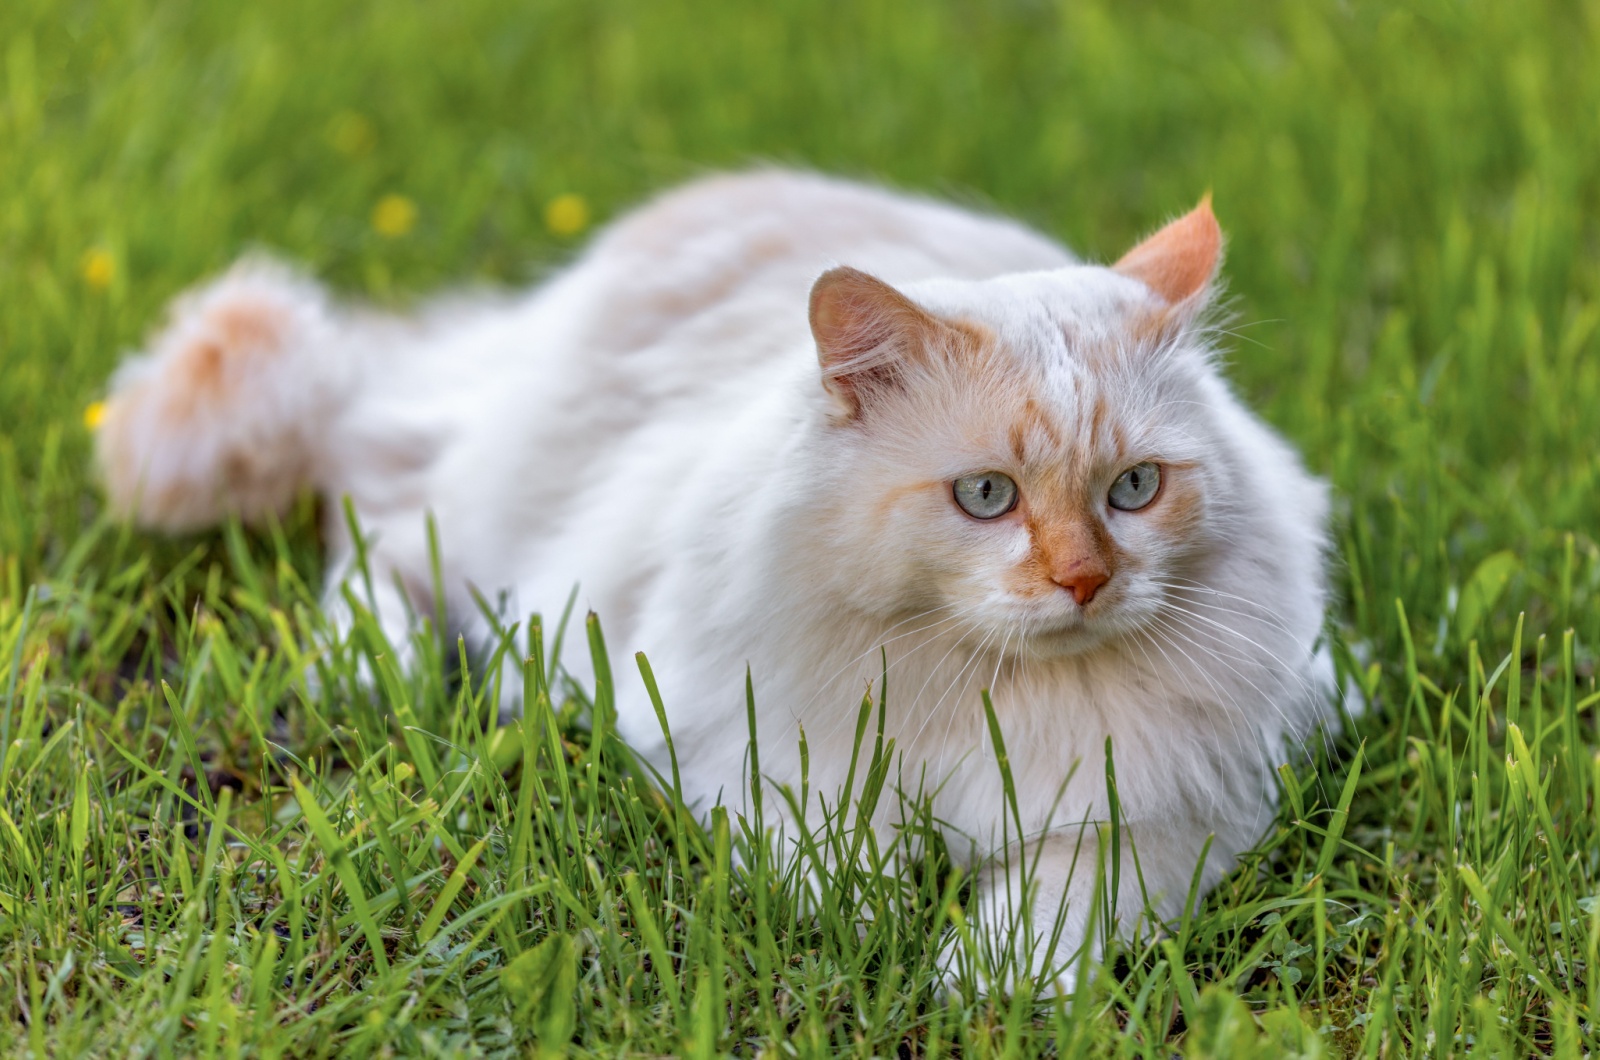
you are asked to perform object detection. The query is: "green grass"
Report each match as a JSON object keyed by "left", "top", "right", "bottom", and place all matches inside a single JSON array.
[{"left": 4, "top": 0, "right": 1600, "bottom": 1053}]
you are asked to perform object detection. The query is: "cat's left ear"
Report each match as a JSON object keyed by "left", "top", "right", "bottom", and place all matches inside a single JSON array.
[
  {"left": 809, "top": 266, "right": 946, "bottom": 420},
  {"left": 1113, "top": 195, "right": 1223, "bottom": 323}
]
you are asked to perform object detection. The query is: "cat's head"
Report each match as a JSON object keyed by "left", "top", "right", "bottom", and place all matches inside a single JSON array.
[{"left": 803, "top": 199, "right": 1291, "bottom": 657}]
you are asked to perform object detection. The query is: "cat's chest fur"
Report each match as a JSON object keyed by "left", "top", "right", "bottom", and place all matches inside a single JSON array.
[{"left": 622, "top": 587, "right": 1286, "bottom": 851}]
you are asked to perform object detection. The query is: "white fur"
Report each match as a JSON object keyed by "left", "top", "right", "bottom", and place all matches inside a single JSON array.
[{"left": 97, "top": 170, "right": 1334, "bottom": 992}]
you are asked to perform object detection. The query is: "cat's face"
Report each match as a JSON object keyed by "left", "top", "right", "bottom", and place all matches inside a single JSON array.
[{"left": 808, "top": 201, "right": 1236, "bottom": 657}]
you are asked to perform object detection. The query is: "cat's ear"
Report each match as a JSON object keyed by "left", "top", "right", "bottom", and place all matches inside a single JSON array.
[
  {"left": 809, "top": 266, "right": 942, "bottom": 419},
  {"left": 1113, "top": 195, "right": 1222, "bottom": 316}
]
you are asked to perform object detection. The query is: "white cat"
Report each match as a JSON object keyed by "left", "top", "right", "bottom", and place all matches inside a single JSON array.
[{"left": 96, "top": 170, "right": 1336, "bottom": 992}]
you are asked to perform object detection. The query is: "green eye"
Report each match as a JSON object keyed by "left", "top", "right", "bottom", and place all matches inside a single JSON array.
[
  {"left": 953, "top": 472, "right": 1018, "bottom": 519},
  {"left": 1108, "top": 462, "right": 1162, "bottom": 511}
]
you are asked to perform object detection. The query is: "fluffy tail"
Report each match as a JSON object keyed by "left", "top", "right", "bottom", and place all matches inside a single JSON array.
[{"left": 95, "top": 258, "right": 365, "bottom": 532}]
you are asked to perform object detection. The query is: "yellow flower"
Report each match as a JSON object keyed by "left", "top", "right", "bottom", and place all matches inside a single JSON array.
[
  {"left": 372, "top": 193, "right": 418, "bottom": 238},
  {"left": 544, "top": 193, "right": 590, "bottom": 237},
  {"left": 81, "top": 248, "right": 115, "bottom": 290},
  {"left": 83, "top": 401, "right": 107, "bottom": 430}
]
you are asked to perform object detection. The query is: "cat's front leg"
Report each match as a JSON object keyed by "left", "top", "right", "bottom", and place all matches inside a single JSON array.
[
  {"left": 318, "top": 563, "right": 421, "bottom": 684},
  {"left": 942, "top": 821, "right": 1218, "bottom": 998},
  {"left": 309, "top": 534, "right": 449, "bottom": 701},
  {"left": 939, "top": 827, "right": 1098, "bottom": 997}
]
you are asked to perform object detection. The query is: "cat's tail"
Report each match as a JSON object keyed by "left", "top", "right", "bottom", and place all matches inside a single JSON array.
[{"left": 95, "top": 257, "right": 369, "bottom": 532}]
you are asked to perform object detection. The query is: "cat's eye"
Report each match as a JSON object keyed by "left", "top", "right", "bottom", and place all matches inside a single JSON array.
[
  {"left": 1108, "top": 462, "right": 1162, "bottom": 511},
  {"left": 952, "top": 472, "right": 1018, "bottom": 519}
]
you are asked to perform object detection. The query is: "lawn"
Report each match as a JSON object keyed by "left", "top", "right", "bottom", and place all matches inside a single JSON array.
[{"left": 4, "top": 0, "right": 1600, "bottom": 1054}]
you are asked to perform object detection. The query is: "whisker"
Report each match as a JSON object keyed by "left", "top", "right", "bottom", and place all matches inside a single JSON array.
[
  {"left": 1148, "top": 611, "right": 1334, "bottom": 776},
  {"left": 901, "top": 613, "right": 992, "bottom": 731},
  {"left": 1155, "top": 579, "right": 1354, "bottom": 727},
  {"left": 774, "top": 603, "right": 983, "bottom": 747},
  {"left": 1142, "top": 621, "right": 1279, "bottom": 835},
  {"left": 1132, "top": 622, "right": 1267, "bottom": 794},
  {"left": 1121, "top": 631, "right": 1238, "bottom": 802},
  {"left": 1149, "top": 612, "right": 1337, "bottom": 811},
  {"left": 930, "top": 628, "right": 1002, "bottom": 780},
  {"left": 1152, "top": 597, "right": 1322, "bottom": 709},
  {"left": 1152, "top": 578, "right": 1305, "bottom": 636}
]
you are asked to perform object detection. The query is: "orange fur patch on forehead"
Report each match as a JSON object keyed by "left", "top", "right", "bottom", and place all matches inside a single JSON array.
[
  {"left": 212, "top": 298, "right": 290, "bottom": 353},
  {"left": 1009, "top": 422, "right": 1028, "bottom": 464},
  {"left": 1110, "top": 418, "right": 1130, "bottom": 459},
  {"left": 1009, "top": 395, "right": 1063, "bottom": 463},
  {"left": 1087, "top": 392, "right": 1109, "bottom": 448},
  {"left": 1023, "top": 396, "right": 1062, "bottom": 445}
]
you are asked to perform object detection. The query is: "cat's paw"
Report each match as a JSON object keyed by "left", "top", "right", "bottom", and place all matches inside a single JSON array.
[
  {"left": 931, "top": 921, "right": 1080, "bottom": 1000},
  {"left": 933, "top": 952, "right": 1079, "bottom": 1002}
]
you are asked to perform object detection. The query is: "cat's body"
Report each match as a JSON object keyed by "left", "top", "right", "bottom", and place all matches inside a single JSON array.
[{"left": 97, "top": 170, "right": 1336, "bottom": 990}]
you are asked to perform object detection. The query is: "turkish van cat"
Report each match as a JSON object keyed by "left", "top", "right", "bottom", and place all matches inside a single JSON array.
[{"left": 96, "top": 170, "right": 1336, "bottom": 992}]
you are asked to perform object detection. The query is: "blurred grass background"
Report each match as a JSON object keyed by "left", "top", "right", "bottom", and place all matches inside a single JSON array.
[{"left": 4, "top": 0, "right": 1600, "bottom": 1054}]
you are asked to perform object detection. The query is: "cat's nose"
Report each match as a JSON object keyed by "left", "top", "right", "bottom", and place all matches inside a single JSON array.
[{"left": 1055, "top": 569, "right": 1109, "bottom": 606}]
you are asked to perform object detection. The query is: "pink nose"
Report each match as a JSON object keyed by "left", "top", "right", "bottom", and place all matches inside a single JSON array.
[{"left": 1055, "top": 570, "right": 1109, "bottom": 606}]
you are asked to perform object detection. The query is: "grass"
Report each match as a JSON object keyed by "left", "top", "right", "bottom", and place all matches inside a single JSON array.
[{"left": 4, "top": 0, "right": 1600, "bottom": 1053}]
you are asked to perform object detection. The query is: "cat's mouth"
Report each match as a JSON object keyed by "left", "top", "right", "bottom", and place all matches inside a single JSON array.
[
  {"left": 1005, "top": 605, "right": 1104, "bottom": 651},
  {"left": 998, "top": 591, "right": 1150, "bottom": 657}
]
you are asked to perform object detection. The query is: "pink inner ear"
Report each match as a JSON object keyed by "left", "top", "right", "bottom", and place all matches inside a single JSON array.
[
  {"left": 1113, "top": 196, "right": 1222, "bottom": 305},
  {"left": 811, "top": 268, "right": 891, "bottom": 363},
  {"left": 810, "top": 266, "right": 931, "bottom": 364},
  {"left": 809, "top": 266, "right": 942, "bottom": 416}
]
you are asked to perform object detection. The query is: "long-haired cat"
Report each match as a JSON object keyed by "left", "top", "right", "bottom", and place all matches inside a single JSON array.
[{"left": 95, "top": 170, "right": 1336, "bottom": 992}]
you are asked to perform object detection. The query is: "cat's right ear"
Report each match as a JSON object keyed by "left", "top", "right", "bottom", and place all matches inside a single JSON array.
[
  {"left": 1113, "top": 195, "right": 1223, "bottom": 323},
  {"left": 809, "top": 266, "right": 940, "bottom": 420}
]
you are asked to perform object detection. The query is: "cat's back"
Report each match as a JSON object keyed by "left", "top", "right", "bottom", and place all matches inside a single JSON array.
[
  {"left": 570, "top": 170, "right": 1075, "bottom": 361},
  {"left": 594, "top": 169, "right": 1073, "bottom": 283}
]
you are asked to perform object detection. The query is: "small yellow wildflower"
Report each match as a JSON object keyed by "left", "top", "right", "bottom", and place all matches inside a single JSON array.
[
  {"left": 544, "top": 193, "right": 590, "bottom": 237},
  {"left": 372, "top": 193, "right": 418, "bottom": 238},
  {"left": 81, "top": 248, "right": 115, "bottom": 290},
  {"left": 326, "top": 110, "right": 377, "bottom": 157},
  {"left": 83, "top": 401, "right": 107, "bottom": 430}
]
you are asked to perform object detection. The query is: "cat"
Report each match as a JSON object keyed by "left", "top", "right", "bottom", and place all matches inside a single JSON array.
[{"left": 95, "top": 169, "right": 1337, "bottom": 993}]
